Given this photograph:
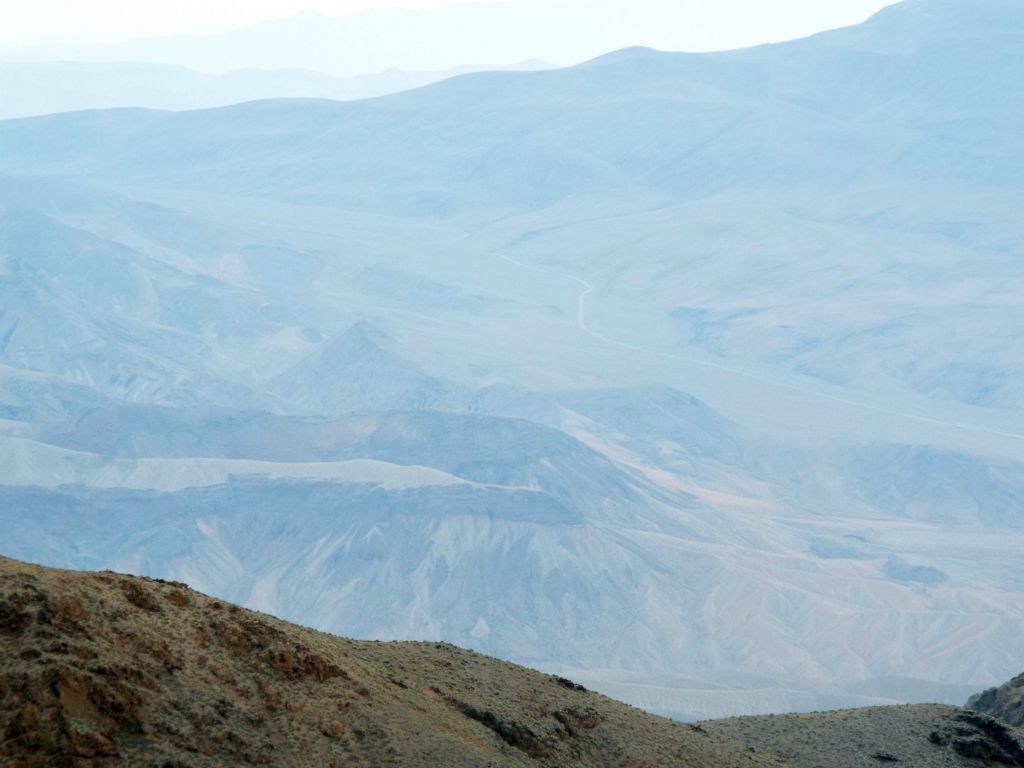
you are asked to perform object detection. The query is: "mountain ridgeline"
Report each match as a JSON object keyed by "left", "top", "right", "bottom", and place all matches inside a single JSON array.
[{"left": 0, "top": 60, "right": 554, "bottom": 121}]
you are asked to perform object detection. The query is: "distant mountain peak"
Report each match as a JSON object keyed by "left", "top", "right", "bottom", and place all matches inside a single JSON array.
[
  {"left": 324, "top": 321, "right": 390, "bottom": 357},
  {"left": 579, "top": 45, "right": 667, "bottom": 67},
  {"left": 869, "top": 0, "right": 1024, "bottom": 29}
]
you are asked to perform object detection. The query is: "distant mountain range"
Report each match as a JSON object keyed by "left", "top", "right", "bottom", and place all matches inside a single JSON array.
[
  {"left": 3, "top": 556, "right": 1022, "bottom": 767},
  {"left": 0, "top": 0, "right": 895, "bottom": 77},
  {"left": 0, "top": 0, "right": 1022, "bottom": 722},
  {"left": 0, "top": 60, "right": 554, "bottom": 121}
]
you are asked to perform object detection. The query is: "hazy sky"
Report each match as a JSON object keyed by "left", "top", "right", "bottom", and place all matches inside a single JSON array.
[{"left": 3, "top": 0, "right": 900, "bottom": 47}]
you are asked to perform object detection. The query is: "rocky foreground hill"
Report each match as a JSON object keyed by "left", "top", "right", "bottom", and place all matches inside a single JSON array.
[
  {"left": 1, "top": 555, "right": 1022, "bottom": 768},
  {"left": 0, "top": 556, "right": 781, "bottom": 767}
]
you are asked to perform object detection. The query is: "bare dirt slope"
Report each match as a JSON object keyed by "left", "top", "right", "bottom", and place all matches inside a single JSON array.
[
  {"left": 0, "top": 556, "right": 783, "bottom": 768},
  {"left": 704, "top": 704, "right": 1024, "bottom": 768}
]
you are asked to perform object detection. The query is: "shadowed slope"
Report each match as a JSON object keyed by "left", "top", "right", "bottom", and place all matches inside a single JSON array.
[{"left": 969, "top": 672, "right": 1024, "bottom": 728}]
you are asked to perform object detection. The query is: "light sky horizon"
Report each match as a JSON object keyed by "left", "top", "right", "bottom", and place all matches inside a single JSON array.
[{"left": 3, "top": 0, "right": 901, "bottom": 52}]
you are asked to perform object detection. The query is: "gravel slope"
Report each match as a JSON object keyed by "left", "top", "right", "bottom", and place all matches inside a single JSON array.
[{"left": 704, "top": 704, "right": 1024, "bottom": 768}]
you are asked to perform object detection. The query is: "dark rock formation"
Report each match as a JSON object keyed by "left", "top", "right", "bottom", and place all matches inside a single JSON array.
[{"left": 969, "top": 673, "right": 1024, "bottom": 727}]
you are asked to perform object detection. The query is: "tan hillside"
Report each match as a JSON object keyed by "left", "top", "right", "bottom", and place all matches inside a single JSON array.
[
  {"left": 0, "top": 556, "right": 782, "bottom": 768},
  {"left": 703, "top": 704, "right": 1024, "bottom": 768}
]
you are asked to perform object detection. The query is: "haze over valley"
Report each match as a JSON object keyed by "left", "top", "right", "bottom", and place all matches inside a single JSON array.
[{"left": 0, "top": 0, "right": 1022, "bottom": 725}]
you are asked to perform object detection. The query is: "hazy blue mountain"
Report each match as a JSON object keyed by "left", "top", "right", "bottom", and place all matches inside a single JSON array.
[
  {"left": 0, "top": 60, "right": 555, "bottom": 121},
  {"left": 2, "top": 0, "right": 1021, "bottom": 411},
  {"left": 1, "top": 0, "right": 1022, "bottom": 720},
  {"left": 268, "top": 323, "right": 466, "bottom": 415}
]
